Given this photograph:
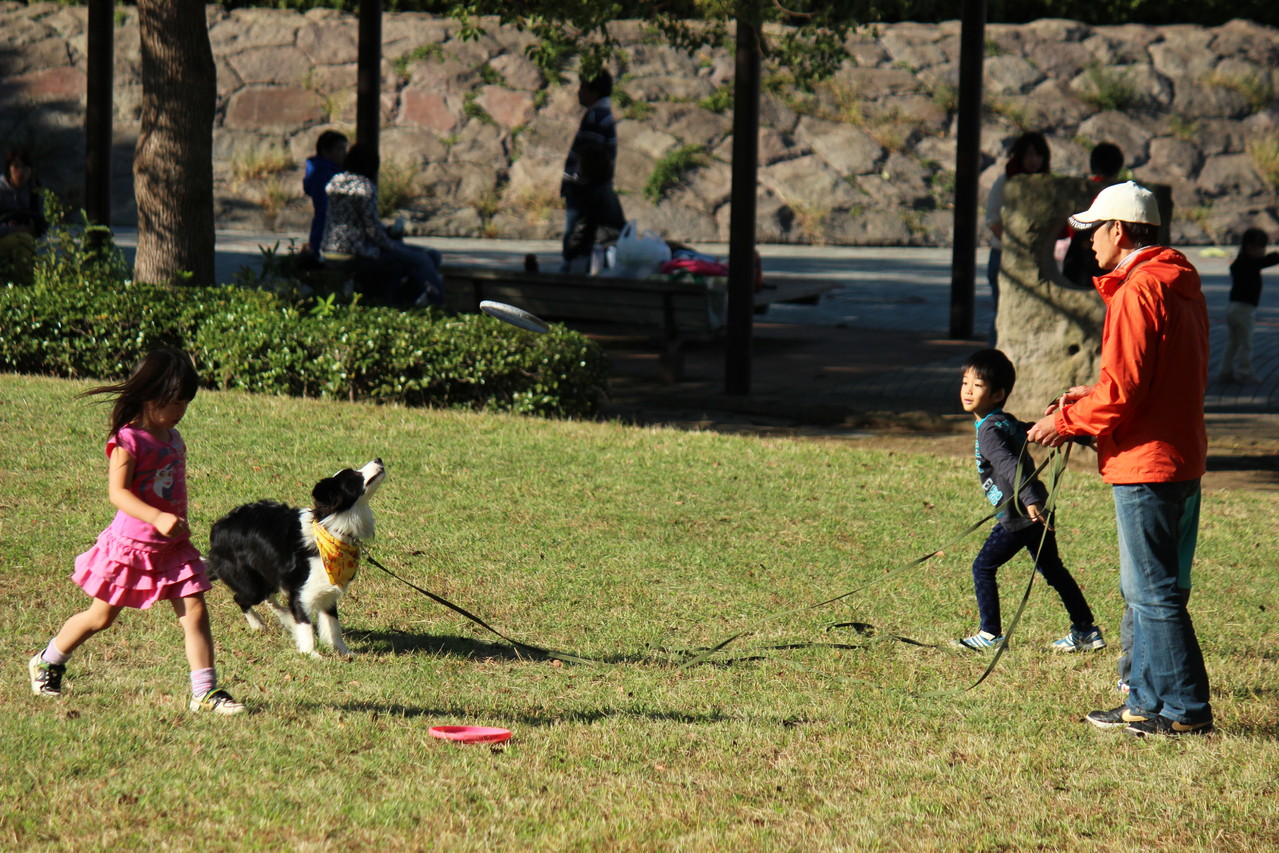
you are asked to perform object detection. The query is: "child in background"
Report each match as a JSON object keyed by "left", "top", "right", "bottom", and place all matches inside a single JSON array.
[
  {"left": 28, "top": 347, "right": 246, "bottom": 715},
  {"left": 304, "top": 130, "right": 348, "bottom": 254},
  {"left": 1218, "top": 227, "right": 1278, "bottom": 385},
  {"left": 1062, "top": 142, "right": 1125, "bottom": 287},
  {"left": 954, "top": 348, "right": 1105, "bottom": 653},
  {"left": 984, "top": 132, "right": 1051, "bottom": 344}
]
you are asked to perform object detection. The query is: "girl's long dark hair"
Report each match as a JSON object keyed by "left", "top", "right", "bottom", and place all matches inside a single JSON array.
[
  {"left": 80, "top": 347, "right": 200, "bottom": 436},
  {"left": 1005, "top": 132, "right": 1051, "bottom": 177}
]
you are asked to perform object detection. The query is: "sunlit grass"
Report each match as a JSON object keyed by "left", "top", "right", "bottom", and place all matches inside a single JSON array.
[{"left": 3, "top": 375, "right": 1276, "bottom": 850}]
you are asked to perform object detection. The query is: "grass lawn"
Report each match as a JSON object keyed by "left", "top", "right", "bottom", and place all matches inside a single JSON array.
[{"left": 2, "top": 374, "right": 1277, "bottom": 851}]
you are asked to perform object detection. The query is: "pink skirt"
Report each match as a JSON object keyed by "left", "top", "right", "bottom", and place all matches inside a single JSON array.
[{"left": 72, "top": 527, "right": 211, "bottom": 610}]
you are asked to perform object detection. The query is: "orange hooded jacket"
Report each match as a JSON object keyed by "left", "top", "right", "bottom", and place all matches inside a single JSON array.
[{"left": 1053, "top": 245, "right": 1209, "bottom": 484}]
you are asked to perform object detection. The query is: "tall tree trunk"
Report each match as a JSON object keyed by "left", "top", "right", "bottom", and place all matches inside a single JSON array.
[{"left": 134, "top": 0, "right": 215, "bottom": 286}]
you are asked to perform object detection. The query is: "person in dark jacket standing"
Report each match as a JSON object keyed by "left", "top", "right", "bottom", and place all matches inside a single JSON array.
[
  {"left": 1218, "top": 227, "right": 1278, "bottom": 385},
  {"left": 560, "top": 70, "right": 617, "bottom": 272},
  {"left": 953, "top": 348, "right": 1104, "bottom": 654}
]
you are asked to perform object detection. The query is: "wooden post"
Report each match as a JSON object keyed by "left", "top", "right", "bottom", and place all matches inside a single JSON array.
[
  {"left": 84, "top": 0, "right": 114, "bottom": 226},
  {"left": 725, "top": 3, "right": 761, "bottom": 395},
  {"left": 949, "top": 0, "right": 986, "bottom": 340},
  {"left": 356, "top": 0, "right": 382, "bottom": 153}
]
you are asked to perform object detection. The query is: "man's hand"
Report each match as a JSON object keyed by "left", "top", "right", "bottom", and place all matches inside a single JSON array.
[
  {"left": 1028, "top": 415, "right": 1065, "bottom": 447},
  {"left": 1044, "top": 384, "right": 1093, "bottom": 416}
]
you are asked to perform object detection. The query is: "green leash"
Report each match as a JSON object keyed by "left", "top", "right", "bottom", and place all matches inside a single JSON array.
[
  {"left": 679, "top": 443, "right": 1070, "bottom": 676},
  {"left": 365, "top": 441, "right": 1074, "bottom": 691},
  {"left": 363, "top": 551, "right": 599, "bottom": 666}
]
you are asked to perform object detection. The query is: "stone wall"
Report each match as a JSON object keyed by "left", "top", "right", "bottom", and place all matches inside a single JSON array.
[{"left": 3, "top": 3, "right": 1278, "bottom": 246}]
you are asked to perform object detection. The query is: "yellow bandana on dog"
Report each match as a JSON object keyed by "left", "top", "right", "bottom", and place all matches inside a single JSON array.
[{"left": 313, "top": 520, "right": 360, "bottom": 587}]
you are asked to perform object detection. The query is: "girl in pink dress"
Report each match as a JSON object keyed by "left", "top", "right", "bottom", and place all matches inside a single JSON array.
[{"left": 28, "top": 347, "right": 245, "bottom": 714}]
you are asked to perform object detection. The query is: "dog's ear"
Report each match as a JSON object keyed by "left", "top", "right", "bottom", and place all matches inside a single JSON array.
[
  {"left": 312, "top": 469, "right": 364, "bottom": 518},
  {"left": 312, "top": 477, "right": 343, "bottom": 519}
]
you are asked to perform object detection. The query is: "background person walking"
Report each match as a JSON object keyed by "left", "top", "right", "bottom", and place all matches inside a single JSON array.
[
  {"left": 1217, "top": 227, "right": 1278, "bottom": 385},
  {"left": 560, "top": 70, "right": 617, "bottom": 273}
]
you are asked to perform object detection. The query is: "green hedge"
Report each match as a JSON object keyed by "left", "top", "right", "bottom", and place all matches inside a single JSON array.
[{"left": 0, "top": 227, "right": 609, "bottom": 419}]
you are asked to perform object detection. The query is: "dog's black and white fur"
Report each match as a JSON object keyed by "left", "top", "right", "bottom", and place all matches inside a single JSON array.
[{"left": 206, "top": 459, "right": 385, "bottom": 657}]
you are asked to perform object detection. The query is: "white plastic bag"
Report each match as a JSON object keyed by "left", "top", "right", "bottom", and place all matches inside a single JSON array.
[{"left": 610, "top": 221, "right": 671, "bottom": 277}]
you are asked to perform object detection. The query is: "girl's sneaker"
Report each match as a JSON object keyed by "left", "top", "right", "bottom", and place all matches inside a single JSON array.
[
  {"left": 952, "top": 630, "right": 1003, "bottom": 650},
  {"left": 1051, "top": 626, "right": 1107, "bottom": 652},
  {"left": 29, "top": 654, "right": 65, "bottom": 697},
  {"left": 190, "top": 688, "right": 246, "bottom": 715}
]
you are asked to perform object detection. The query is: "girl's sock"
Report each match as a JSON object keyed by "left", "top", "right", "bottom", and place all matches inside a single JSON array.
[
  {"left": 190, "top": 667, "right": 216, "bottom": 697},
  {"left": 42, "top": 640, "right": 70, "bottom": 666}
]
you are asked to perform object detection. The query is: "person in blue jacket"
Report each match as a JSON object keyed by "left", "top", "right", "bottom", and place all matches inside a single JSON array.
[
  {"left": 303, "top": 130, "right": 348, "bottom": 254},
  {"left": 954, "top": 348, "right": 1105, "bottom": 653}
]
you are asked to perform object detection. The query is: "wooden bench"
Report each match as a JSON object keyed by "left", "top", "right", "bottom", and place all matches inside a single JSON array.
[{"left": 443, "top": 266, "right": 839, "bottom": 382}]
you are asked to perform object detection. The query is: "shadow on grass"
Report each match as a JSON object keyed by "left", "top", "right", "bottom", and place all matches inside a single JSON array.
[
  {"left": 306, "top": 700, "right": 733, "bottom": 727},
  {"left": 347, "top": 628, "right": 678, "bottom": 666},
  {"left": 346, "top": 620, "right": 937, "bottom": 669}
]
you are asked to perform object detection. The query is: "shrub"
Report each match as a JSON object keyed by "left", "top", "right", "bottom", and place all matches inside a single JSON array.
[
  {"left": 1247, "top": 137, "right": 1279, "bottom": 188},
  {"left": 643, "top": 144, "right": 708, "bottom": 204},
  {"left": 0, "top": 218, "right": 610, "bottom": 418},
  {"left": 1078, "top": 66, "right": 1138, "bottom": 112},
  {"left": 1206, "top": 70, "right": 1275, "bottom": 114}
]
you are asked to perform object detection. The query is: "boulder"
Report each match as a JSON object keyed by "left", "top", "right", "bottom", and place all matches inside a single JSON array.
[
  {"left": 297, "top": 21, "right": 359, "bottom": 65},
  {"left": 796, "top": 117, "right": 885, "bottom": 176},
  {"left": 224, "top": 86, "right": 325, "bottom": 132},
  {"left": 489, "top": 53, "right": 545, "bottom": 91},
  {"left": 994, "top": 174, "right": 1108, "bottom": 409},
  {"left": 475, "top": 86, "right": 535, "bottom": 129},
  {"left": 227, "top": 45, "right": 312, "bottom": 86}
]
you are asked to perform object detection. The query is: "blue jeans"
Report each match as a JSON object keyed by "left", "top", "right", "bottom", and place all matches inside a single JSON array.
[
  {"left": 971, "top": 522, "right": 1095, "bottom": 637},
  {"left": 388, "top": 243, "right": 443, "bottom": 306},
  {"left": 1114, "top": 481, "right": 1212, "bottom": 724},
  {"left": 561, "top": 190, "right": 584, "bottom": 272}
]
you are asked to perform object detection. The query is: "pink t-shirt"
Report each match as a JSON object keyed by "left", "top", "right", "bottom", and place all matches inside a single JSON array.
[{"left": 106, "top": 424, "right": 189, "bottom": 545}]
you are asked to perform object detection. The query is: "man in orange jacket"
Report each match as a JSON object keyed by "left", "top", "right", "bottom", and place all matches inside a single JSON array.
[{"left": 1028, "top": 181, "right": 1213, "bottom": 737}]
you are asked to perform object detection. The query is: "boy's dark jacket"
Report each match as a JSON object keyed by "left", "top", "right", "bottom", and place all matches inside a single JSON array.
[{"left": 975, "top": 409, "right": 1047, "bottom": 531}]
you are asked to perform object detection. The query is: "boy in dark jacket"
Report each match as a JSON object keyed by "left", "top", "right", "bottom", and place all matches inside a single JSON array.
[
  {"left": 304, "top": 130, "right": 348, "bottom": 253},
  {"left": 954, "top": 349, "right": 1105, "bottom": 652}
]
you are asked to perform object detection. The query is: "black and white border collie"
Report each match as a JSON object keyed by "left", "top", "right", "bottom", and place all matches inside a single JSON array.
[{"left": 206, "top": 459, "right": 385, "bottom": 657}]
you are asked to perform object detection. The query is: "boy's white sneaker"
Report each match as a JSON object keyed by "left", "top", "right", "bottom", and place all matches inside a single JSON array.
[
  {"left": 1052, "top": 627, "right": 1107, "bottom": 652},
  {"left": 952, "top": 630, "right": 1003, "bottom": 650}
]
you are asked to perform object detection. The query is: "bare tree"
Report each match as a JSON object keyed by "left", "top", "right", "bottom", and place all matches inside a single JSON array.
[{"left": 133, "top": 0, "right": 216, "bottom": 286}]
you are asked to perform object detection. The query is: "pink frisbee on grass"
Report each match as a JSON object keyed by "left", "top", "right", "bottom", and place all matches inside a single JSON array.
[{"left": 429, "top": 725, "right": 513, "bottom": 744}]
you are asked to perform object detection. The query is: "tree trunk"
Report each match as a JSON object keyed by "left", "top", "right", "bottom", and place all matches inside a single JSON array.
[{"left": 134, "top": 0, "right": 216, "bottom": 286}]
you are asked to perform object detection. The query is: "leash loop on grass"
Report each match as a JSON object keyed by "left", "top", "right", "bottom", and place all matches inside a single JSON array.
[{"left": 681, "top": 443, "right": 1070, "bottom": 676}]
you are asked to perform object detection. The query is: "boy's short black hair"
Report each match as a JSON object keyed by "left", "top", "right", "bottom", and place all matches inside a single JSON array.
[
  {"left": 963, "top": 348, "right": 1017, "bottom": 397},
  {"left": 316, "top": 130, "right": 348, "bottom": 157},
  {"left": 1241, "top": 227, "right": 1268, "bottom": 249},
  {"left": 581, "top": 69, "right": 613, "bottom": 98},
  {"left": 1090, "top": 142, "right": 1124, "bottom": 178}
]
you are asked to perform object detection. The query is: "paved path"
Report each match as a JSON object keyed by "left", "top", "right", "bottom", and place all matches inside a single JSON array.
[{"left": 113, "top": 229, "right": 1279, "bottom": 422}]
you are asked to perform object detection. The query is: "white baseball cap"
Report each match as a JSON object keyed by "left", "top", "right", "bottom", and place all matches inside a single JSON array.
[{"left": 1068, "top": 180, "right": 1161, "bottom": 229}]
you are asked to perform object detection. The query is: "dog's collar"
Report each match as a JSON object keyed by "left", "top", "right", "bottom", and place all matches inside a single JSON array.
[{"left": 313, "top": 519, "right": 360, "bottom": 587}]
